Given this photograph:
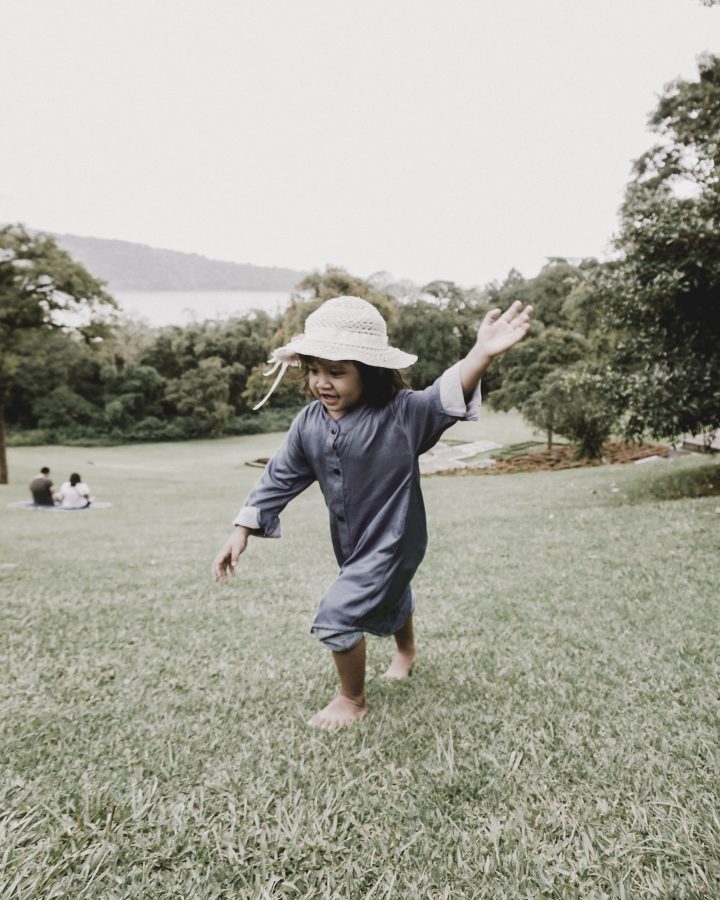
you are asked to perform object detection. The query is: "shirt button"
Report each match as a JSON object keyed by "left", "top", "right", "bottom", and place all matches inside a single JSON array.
[
  {"left": 337, "top": 514, "right": 345, "bottom": 521},
  {"left": 333, "top": 467, "right": 341, "bottom": 475},
  {"left": 330, "top": 428, "right": 337, "bottom": 435}
]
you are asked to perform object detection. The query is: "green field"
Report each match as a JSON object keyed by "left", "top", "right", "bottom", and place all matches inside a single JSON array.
[{"left": 1, "top": 411, "right": 719, "bottom": 898}]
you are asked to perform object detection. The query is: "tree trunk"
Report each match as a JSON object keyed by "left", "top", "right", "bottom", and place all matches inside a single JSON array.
[
  {"left": 546, "top": 428, "right": 553, "bottom": 452},
  {"left": 0, "top": 401, "right": 7, "bottom": 484}
]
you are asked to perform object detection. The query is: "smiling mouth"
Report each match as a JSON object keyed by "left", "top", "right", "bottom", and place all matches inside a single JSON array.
[{"left": 320, "top": 394, "right": 339, "bottom": 403}]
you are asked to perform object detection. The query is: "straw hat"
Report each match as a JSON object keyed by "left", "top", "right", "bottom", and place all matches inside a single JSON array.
[{"left": 253, "top": 296, "right": 417, "bottom": 410}]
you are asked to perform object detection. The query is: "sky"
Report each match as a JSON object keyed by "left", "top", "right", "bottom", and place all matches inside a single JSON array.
[{"left": 1, "top": 0, "right": 717, "bottom": 288}]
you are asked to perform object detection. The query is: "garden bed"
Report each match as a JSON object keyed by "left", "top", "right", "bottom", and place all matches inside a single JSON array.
[{"left": 433, "top": 441, "right": 670, "bottom": 476}]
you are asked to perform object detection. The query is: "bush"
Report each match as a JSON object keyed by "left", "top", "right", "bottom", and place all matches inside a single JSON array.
[
  {"left": 624, "top": 462, "right": 720, "bottom": 504},
  {"left": 33, "top": 386, "right": 103, "bottom": 429},
  {"left": 523, "top": 365, "right": 618, "bottom": 459}
]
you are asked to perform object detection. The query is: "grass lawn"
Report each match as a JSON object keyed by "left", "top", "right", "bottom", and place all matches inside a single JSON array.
[{"left": 1, "top": 411, "right": 719, "bottom": 898}]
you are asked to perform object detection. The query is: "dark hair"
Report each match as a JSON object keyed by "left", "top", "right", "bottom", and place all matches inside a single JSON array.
[
  {"left": 355, "top": 362, "right": 409, "bottom": 408},
  {"left": 299, "top": 356, "right": 409, "bottom": 409},
  {"left": 70, "top": 473, "right": 81, "bottom": 487},
  {"left": 41, "top": 467, "right": 50, "bottom": 475}
]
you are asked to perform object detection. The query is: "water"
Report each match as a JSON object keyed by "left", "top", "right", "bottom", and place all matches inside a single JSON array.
[{"left": 113, "top": 290, "right": 291, "bottom": 327}]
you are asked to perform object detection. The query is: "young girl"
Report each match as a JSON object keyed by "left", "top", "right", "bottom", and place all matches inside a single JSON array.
[{"left": 212, "top": 295, "right": 532, "bottom": 730}]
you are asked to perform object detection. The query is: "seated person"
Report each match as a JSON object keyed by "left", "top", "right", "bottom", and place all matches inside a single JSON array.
[
  {"left": 55, "top": 472, "right": 93, "bottom": 509},
  {"left": 29, "top": 467, "right": 56, "bottom": 506}
]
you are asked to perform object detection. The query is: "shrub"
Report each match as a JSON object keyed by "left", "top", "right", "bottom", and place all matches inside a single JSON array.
[{"left": 523, "top": 365, "right": 618, "bottom": 459}]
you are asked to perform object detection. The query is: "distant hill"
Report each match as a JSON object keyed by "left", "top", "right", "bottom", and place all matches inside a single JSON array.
[{"left": 54, "top": 233, "right": 308, "bottom": 292}]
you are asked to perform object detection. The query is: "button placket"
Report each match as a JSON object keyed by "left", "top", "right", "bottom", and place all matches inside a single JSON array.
[{"left": 327, "top": 423, "right": 349, "bottom": 552}]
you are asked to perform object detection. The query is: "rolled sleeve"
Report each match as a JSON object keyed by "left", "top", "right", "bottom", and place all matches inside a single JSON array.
[
  {"left": 232, "top": 505, "right": 282, "bottom": 538},
  {"left": 439, "top": 361, "right": 481, "bottom": 421},
  {"left": 404, "top": 362, "right": 482, "bottom": 455}
]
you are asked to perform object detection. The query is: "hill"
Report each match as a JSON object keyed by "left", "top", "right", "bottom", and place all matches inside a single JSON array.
[
  {"left": 54, "top": 233, "right": 308, "bottom": 291},
  {"left": 2, "top": 437, "right": 718, "bottom": 896}
]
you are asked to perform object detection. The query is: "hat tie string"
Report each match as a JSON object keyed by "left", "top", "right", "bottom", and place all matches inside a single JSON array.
[{"left": 252, "top": 359, "right": 290, "bottom": 411}]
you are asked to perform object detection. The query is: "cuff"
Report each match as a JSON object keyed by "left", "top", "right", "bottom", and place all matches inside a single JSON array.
[
  {"left": 439, "top": 361, "right": 481, "bottom": 421},
  {"left": 232, "top": 506, "right": 282, "bottom": 538}
]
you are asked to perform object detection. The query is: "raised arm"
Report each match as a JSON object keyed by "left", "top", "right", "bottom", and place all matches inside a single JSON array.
[{"left": 460, "top": 301, "right": 533, "bottom": 400}]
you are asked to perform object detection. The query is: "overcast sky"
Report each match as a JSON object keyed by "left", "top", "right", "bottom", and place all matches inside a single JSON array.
[{"left": 1, "top": 0, "right": 717, "bottom": 287}]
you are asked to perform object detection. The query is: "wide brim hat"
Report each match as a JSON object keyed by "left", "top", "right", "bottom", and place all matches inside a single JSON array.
[{"left": 253, "top": 295, "right": 417, "bottom": 410}]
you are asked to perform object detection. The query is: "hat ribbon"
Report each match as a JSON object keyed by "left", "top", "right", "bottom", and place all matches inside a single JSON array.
[{"left": 252, "top": 359, "right": 290, "bottom": 411}]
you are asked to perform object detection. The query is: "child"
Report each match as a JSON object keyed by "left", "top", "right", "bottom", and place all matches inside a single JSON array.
[{"left": 212, "top": 295, "right": 532, "bottom": 730}]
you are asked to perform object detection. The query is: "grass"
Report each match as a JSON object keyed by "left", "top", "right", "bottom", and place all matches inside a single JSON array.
[{"left": 1, "top": 411, "right": 719, "bottom": 898}]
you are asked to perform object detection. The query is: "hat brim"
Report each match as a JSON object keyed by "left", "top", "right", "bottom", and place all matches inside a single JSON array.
[{"left": 271, "top": 337, "right": 417, "bottom": 369}]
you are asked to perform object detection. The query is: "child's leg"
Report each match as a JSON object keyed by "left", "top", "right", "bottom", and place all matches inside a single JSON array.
[
  {"left": 382, "top": 612, "right": 417, "bottom": 680},
  {"left": 308, "top": 638, "right": 368, "bottom": 730}
]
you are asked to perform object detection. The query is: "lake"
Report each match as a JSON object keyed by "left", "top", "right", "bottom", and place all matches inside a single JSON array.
[{"left": 113, "top": 290, "right": 292, "bottom": 327}]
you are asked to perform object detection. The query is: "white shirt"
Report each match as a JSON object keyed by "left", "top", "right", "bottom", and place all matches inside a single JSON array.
[{"left": 58, "top": 481, "right": 91, "bottom": 508}]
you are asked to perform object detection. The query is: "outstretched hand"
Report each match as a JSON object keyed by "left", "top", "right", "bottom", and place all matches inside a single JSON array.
[
  {"left": 212, "top": 527, "right": 249, "bottom": 582},
  {"left": 476, "top": 300, "right": 533, "bottom": 358}
]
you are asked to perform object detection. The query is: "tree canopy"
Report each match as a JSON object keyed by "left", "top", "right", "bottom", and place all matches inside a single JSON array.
[
  {"left": 0, "top": 225, "right": 116, "bottom": 482},
  {"left": 7, "top": 49, "right": 720, "bottom": 466},
  {"left": 597, "top": 54, "right": 720, "bottom": 440}
]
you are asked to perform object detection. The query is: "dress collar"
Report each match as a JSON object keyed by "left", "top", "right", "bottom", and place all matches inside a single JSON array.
[{"left": 319, "top": 401, "right": 368, "bottom": 432}]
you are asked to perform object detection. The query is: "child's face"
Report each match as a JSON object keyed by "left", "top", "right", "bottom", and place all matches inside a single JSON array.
[{"left": 307, "top": 359, "right": 364, "bottom": 420}]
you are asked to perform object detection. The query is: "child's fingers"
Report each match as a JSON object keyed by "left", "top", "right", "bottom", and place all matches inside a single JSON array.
[
  {"left": 518, "top": 304, "right": 533, "bottom": 322},
  {"left": 500, "top": 300, "right": 523, "bottom": 322},
  {"left": 212, "top": 548, "right": 231, "bottom": 582},
  {"left": 212, "top": 532, "right": 248, "bottom": 582}
]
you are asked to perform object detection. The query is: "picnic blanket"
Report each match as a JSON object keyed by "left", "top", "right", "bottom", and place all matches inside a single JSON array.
[{"left": 8, "top": 501, "right": 112, "bottom": 511}]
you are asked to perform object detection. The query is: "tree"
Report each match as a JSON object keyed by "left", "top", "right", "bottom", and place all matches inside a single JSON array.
[
  {"left": 5, "top": 327, "right": 104, "bottom": 429},
  {"left": 391, "top": 283, "right": 491, "bottom": 390},
  {"left": 0, "top": 225, "right": 116, "bottom": 482},
  {"left": 282, "top": 267, "right": 399, "bottom": 340},
  {"left": 489, "top": 325, "right": 588, "bottom": 423},
  {"left": 102, "top": 362, "right": 167, "bottom": 430},
  {"left": 164, "top": 356, "right": 243, "bottom": 436},
  {"left": 391, "top": 300, "right": 467, "bottom": 388},
  {"left": 597, "top": 54, "right": 720, "bottom": 440},
  {"left": 523, "top": 364, "right": 618, "bottom": 459}
]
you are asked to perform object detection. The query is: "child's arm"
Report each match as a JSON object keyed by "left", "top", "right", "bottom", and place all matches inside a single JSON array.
[
  {"left": 460, "top": 300, "right": 533, "bottom": 400},
  {"left": 212, "top": 525, "right": 250, "bottom": 582},
  {"left": 401, "top": 300, "right": 533, "bottom": 455},
  {"left": 212, "top": 412, "right": 316, "bottom": 583}
]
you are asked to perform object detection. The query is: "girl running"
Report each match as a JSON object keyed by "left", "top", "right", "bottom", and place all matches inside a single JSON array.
[{"left": 212, "top": 295, "right": 532, "bottom": 730}]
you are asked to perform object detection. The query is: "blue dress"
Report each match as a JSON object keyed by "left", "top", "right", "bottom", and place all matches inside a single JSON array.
[{"left": 233, "top": 362, "right": 480, "bottom": 640}]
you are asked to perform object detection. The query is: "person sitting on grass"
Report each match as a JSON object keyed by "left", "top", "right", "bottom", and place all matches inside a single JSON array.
[
  {"left": 29, "top": 467, "right": 56, "bottom": 506},
  {"left": 55, "top": 472, "right": 93, "bottom": 509},
  {"left": 212, "top": 295, "right": 532, "bottom": 731}
]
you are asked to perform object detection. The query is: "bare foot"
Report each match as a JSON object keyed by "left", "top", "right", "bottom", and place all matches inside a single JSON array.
[
  {"left": 381, "top": 650, "right": 417, "bottom": 680},
  {"left": 307, "top": 694, "right": 367, "bottom": 731}
]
